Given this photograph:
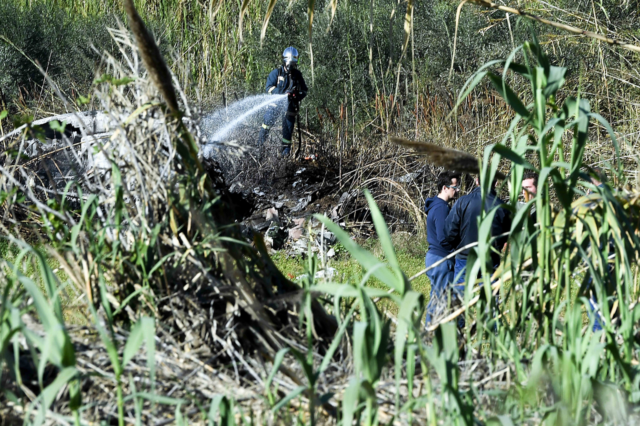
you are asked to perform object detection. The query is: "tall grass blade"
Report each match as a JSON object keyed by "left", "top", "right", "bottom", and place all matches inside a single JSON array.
[
  {"left": 327, "top": 0, "right": 338, "bottom": 29},
  {"left": 265, "top": 347, "right": 289, "bottom": 400},
  {"left": 363, "top": 189, "right": 406, "bottom": 294},
  {"left": 208, "top": 395, "right": 236, "bottom": 426},
  {"left": 402, "top": 0, "right": 413, "bottom": 53},
  {"left": 315, "top": 214, "right": 404, "bottom": 294},
  {"left": 260, "top": 0, "right": 279, "bottom": 44},
  {"left": 272, "top": 385, "right": 305, "bottom": 412},
  {"left": 123, "top": 0, "right": 179, "bottom": 115}
]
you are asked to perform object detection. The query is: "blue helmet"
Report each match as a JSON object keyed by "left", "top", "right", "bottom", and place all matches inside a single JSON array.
[{"left": 282, "top": 46, "right": 299, "bottom": 70}]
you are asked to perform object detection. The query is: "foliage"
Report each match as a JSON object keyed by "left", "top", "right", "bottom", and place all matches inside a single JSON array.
[
  {"left": 0, "top": 2, "right": 118, "bottom": 112},
  {"left": 3, "top": 0, "right": 640, "bottom": 143},
  {"left": 2, "top": 2, "right": 640, "bottom": 421},
  {"left": 271, "top": 235, "right": 430, "bottom": 316}
]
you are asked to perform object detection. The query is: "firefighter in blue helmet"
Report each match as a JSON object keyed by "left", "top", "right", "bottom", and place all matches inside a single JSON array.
[{"left": 258, "top": 46, "right": 308, "bottom": 156}]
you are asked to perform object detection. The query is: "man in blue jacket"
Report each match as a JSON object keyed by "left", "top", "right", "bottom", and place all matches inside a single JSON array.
[
  {"left": 444, "top": 176, "right": 511, "bottom": 299},
  {"left": 424, "top": 171, "right": 460, "bottom": 326},
  {"left": 258, "top": 46, "right": 308, "bottom": 156}
]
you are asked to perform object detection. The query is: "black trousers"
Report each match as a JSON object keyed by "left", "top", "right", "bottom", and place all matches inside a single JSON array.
[{"left": 258, "top": 102, "right": 297, "bottom": 146}]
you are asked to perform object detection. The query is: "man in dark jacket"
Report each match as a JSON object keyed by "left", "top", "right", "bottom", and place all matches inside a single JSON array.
[
  {"left": 258, "top": 46, "right": 308, "bottom": 156},
  {"left": 444, "top": 176, "right": 511, "bottom": 297},
  {"left": 517, "top": 171, "right": 539, "bottom": 221},
  {"left": 521, "top": 171, "right": 538, "bottom": 201},
  {"left": 424, "top": 171, "right": 460, "bottom": 326}
]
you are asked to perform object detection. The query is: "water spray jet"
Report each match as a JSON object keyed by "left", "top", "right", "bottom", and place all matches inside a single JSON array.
[{"left": 202, "top": 94, "right": 288, "bottom": 145}]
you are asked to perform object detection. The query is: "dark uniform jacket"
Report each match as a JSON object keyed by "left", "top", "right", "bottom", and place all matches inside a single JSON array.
[
  {"left": 265, "top": 67, "right": 308, "bottom": 100},
  {"left": 424, "top": 196, "right": 453, "bottom": 258},
  {"left": 444, "top": 187, "right": 511, "bottom": 262}
]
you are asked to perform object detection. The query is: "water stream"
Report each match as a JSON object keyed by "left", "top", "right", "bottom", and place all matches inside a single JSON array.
[{"left": 201, "top": 94, "right": 287, "bottom": 144}]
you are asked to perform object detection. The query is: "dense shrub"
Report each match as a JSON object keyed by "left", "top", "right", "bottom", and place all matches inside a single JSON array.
[
  {"left": 1, "top": 0, "right": 639, "bottom": 135},
  {"left": 0, "top": 2, "right": 119, "bottom": 111}
]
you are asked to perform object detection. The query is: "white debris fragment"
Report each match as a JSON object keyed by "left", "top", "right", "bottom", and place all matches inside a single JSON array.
[{"left": 314, "top": 267, "right": 337, "bottom": 280}]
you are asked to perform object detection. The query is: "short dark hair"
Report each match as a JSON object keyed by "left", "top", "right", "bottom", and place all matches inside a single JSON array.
[
  {"left": 475, "top": 174, "right": 499, "bottom": 188},
  {"left": 436, "top": 171, "right": 460, "bottom": 193},
  {"left": 590, "top": 166, "right": 606, "bottom": 180},
  {"left": 523, "top": 171, "right": 539, "bottom": 185}
]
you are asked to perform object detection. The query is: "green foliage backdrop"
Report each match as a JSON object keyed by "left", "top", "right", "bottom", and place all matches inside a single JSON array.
[{"left": 2, "top": 0, "right": 640, "bottom": 140}]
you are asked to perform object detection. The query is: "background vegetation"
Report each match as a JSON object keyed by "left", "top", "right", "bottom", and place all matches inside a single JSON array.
[
  {"left": 3, "top": 0, "right": 640, "bottom": 147},
  {"left": 2, "top": 0, "right": 640, "bottom": 424}
]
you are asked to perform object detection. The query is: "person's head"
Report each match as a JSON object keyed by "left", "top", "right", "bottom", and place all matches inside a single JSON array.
[
  {"left": 522, "top": 171, "right": 539, "bottom": 201},
  {"left": 436, "top": 171, "right": 461, "bottom": 202},
  {"left": 282, "top": 46, "right": 299, "bottom": 72},
  {"left": 589, "top": 166, "right": 605, "bottom": 187},
  {"left": 474, "top": 175, "right": 499, "bottom": 189}
]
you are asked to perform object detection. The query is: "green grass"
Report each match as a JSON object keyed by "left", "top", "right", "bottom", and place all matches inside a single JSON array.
[
  {"left": 4, "top": 21, "right": 640, "bottom": 424},
  {"left": 272, "top": 232, "right": 431, "bottom": 317},
  {"left": 0, "top": 239, "right": 87, "bottom": 325},
  {"left": 272, "top": 229, "right": 617, "bottom": 332}
]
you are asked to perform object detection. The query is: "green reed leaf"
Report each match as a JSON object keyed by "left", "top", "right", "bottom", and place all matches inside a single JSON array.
[
  {"left": 487, "top": 72, "right": 529, "bottom": 118},
  {"left": 364, "top": 189, "right": 407, "bottom": 294},
  {"left": 265, "top": 348, "right": 289, "bottom": 399},
  {"left": 315, "top": 214, "right": 403, "bottom": 293},
  {"left": 272, "top": 385, "right": 306, "bottom": 412}
]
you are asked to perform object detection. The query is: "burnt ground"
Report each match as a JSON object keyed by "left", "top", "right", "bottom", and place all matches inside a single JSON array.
[
  {"left": 206, "top": 126, "right": 437, "bottom": 257},
  {"left": 212, "top": 148, "right": 361, "bottom": 255},
  {"left": 204, "top": 116, "right": 424, "bottom": 258},
  {"left": 6, "top": 112, "right": 431, "bottom": 258}
]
